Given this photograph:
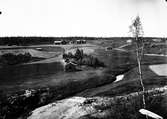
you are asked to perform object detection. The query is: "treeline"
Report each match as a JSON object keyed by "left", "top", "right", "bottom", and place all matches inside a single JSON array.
[
  {"left": 0, "top": 37, "right": 97, "bottom": 46},
  {"left": 0, "top": 37, "right": 165, "bottom": 46},
  {"left": 0, "top": 37, "right": 56, "bottom": 46},
  {"left": 0, "top": 53, "right": 32, "bottom": 65}
]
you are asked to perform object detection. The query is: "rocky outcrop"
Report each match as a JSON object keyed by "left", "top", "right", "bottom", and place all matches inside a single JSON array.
[
  {"left": 28, "top": 86, "right": 167, "bottom": 119},
  {"left": 28, "top": 97, "right": 88, "bottom": 119}
]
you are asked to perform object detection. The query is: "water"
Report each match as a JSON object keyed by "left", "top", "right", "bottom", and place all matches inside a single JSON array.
[{"left": 115, "top": 74, "right": 124, "bottom": 82}]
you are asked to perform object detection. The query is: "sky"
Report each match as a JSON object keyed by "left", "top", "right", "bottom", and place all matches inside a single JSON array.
[{"left": 0, "top": 0, "right": 167, "bottom": 37}]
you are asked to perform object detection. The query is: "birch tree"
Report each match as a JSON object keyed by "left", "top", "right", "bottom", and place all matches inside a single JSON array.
[{"left": 129, "top": 16, "right": 146, "bottom": 109}]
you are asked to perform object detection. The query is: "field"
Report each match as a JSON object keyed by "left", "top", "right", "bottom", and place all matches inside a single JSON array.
[{"left": 0, "top": 37, "right": 167, "bottom": 119}]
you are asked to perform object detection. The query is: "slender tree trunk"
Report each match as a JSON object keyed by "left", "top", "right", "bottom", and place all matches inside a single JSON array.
[
  {"left": 135, "top": 37, "right": 146, "bottom": 109},
  {"left": 131, "top": 16, "right": 148, "bottom": 119},
  {"left": 135, "top": 37, "right": 148, "bottom": 119}
]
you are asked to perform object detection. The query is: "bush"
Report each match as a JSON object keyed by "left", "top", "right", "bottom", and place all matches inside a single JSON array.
[
  {"left": 0, "top": 53, "right": 32, "bottom": 65},
  {"left": 63, "top": 52, "right": 75, "bottom": 59},
  {"left": 62, "top": 49, "right": 105, "bottom": 68},
  {"left": 82, "top": 55, "right": 105, "bottom": 68}
]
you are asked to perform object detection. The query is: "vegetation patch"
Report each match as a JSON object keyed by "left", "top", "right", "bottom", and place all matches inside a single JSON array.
[
  {"left": 79, "top": 88, "right": 167, "bottom": 119},
  {"left": 0, "top": 53, "right": 44, "bottom": 66},
  {"left": 63, "top": 49, "right": 105, "bottom": 71}
]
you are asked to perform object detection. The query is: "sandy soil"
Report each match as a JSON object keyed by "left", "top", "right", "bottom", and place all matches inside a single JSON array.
[{"left": 149, "top": 64, "right": 167, "bottom": 76}]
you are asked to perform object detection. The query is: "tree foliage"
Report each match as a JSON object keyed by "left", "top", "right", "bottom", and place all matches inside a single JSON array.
[
  {"left": 63, "top": 49, "right": 105, "bottom": 68},
  {"left": 0, "top": 53, "right": 32, "bottom": 65},
  {"left": 129, "top": 16, "right": 144, "bottom": 38}
]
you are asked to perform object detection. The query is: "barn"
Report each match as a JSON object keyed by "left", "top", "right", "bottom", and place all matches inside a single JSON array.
[
  {"left": 54, "top": 40, "right": 62, "bottom": 45},
  {"left": 64, "top": 62, "right": 77, "bottom": 72}
]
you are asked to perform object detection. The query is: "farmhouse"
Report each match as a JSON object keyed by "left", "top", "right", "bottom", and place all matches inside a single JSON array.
[
  {"left": 152, "top": 39, "right": 161, "bottom": 42},
  {"left": 65, "top": 61, "right": 77, "bottom": 72},
  {"left": 105, "top": 47, "right": 112, "bottom": 51},
  {"left": 54, "top": 40, "right": 62, "bottom": 45},
  {"left": 69, "top": 41, "right": 76, "bottom": 44},
  {"left": 54, "top": 40, "right": 68, "bottom": 45},
  {"left": 82, "top": 40, "right": 86, "bottom": 44},
  {"left": 126, "top": 39, "right": 132, "bottom": 44},
  {"left": 76, "top": 40, "right": 86, "bottom": 44}
]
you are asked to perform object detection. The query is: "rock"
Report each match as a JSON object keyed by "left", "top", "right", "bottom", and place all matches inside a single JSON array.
[
  {"left": 28, "top": 87, "right": 167, "bottom": 119},
  {"left": 28, "top": 96, "right": 113, "bottom": 119},
  {"left": 28, "top": 97, "right": 91, "bottom": 119}
]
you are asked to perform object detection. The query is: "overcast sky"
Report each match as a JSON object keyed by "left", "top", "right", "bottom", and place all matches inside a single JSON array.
[{"left": 0, "top": 0, "right": 167, "bottom": 37}]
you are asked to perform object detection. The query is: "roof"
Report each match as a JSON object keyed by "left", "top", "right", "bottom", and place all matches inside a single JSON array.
[
  {"left": 66, "top": 61, "right": 77, "bottom": 66},
  {"left": 54, "top": 41, "right": 62, "bottom": 43}
]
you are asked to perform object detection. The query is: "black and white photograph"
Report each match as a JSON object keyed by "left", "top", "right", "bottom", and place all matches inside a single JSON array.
[{"left": 0, "top": 0, "right": 167, "bottom": 119}]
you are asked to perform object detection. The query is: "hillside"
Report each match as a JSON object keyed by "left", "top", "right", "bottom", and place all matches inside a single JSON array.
[{"left": 28, "top": 86, "right": 167, "bottom": 119}]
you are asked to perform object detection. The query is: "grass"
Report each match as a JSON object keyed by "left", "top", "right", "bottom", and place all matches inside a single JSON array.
[
  {"left": 79, "top": 88, "right": 167, "bottom": 119},
  {"left": 33, "top": 46, "right": 64, "bottom": 52},
  {"left": 0, "top": 38, "right": 166, "bottom": 119},
  {"left": 0, "top": 68, "right": 116, "bottom": 119},
  {"left": 76, "top": 64, "right": 167, "bottom": 97}
]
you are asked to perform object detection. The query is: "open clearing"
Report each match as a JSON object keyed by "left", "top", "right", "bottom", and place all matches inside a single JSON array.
[
  {"left": 0, "top": 39, "right": 166, "bottom": 94},
  {"left": 0, "top": 38, "right": 167, "bottom": 119}
]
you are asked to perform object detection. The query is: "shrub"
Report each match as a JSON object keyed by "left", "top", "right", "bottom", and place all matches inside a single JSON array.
[
  {"left": 0, "top": 53, "right": 32, "bottom": 65},
  {"left": 62, "top": 49, "right": 105, "bottom": 68},
  {"left": 63, "top": 52, "right": 75, "bottom": 59}
]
